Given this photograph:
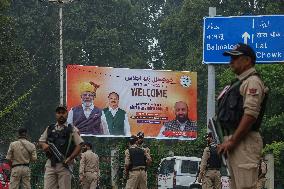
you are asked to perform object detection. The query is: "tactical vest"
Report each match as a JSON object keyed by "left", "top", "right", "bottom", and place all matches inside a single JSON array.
[
  {"left": 103, "top": 108, "right": 126, "bottom": 135},
  {"left": 207, "top": 145, "right": 221, "bottom": 169},
  {"left": 47, "top": 124, "right": 76, "bottom": 164},
  {"left": 217, "top": 74, "right": 268, "bottom": 133},
  {"left": 129, "top": 147, "right": 146, "bottom": 169}
]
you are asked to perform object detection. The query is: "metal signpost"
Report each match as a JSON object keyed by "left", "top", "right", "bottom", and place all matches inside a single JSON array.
[
  {"left": 206, "top": 7, "right": 216, "bottom": 127},
  {"left": 203, "top": 15, "right": 284, "bottom": 64}
]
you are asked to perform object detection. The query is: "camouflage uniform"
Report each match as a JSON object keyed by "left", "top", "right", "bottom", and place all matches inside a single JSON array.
[
  {"left": 6, "top": 138, "right": 37, "bottom": 189},
  {"left": 198, "top": 145, "right": 221, "bottom": 189},
  {"left": 79, "top": 149, "right": 100, "bottom": 189},
  {"left": 256, "top": 160, "right": 267, "bottom": 189}
]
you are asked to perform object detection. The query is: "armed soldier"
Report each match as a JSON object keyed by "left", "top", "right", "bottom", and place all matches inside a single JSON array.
[
  {"left": 125, "top": 135, "right": 152, "bottom": 189},
  {"left": 79, "top": 142, "right": 100, "bottom": 189},
  {"left": 198, "top": 132, "right": 222, "bottom": 189},
  {"left": 39, "top": 105, "right": 83, "bottom": 189},
  {"left": 6, "top": 128, "right": 37, "bottom": 189},
  {"left": 217, "top": 43, "right": 268, "bottom": 189}
]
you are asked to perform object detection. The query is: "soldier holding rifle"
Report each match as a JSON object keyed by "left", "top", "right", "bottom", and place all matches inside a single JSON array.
[
  {"left": 198, "top": 132, "right": 222, "bottom": 189},
  {"left": 39, "top": 105, "right": 83, "bottom": 189},
  {"left": 216, "top": 43, "right": 268, "bottom": 189}
]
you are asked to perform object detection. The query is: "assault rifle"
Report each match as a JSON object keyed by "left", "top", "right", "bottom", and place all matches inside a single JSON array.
[
  {"left": 47, "top": 141, "right": 75, "bottom": 178},
  {"left": 208, "top": 118, "right": 230, "bottom": 177}
]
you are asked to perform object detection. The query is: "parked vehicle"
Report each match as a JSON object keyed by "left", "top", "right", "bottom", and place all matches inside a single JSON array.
[
  {"left": 0, "top": 161, "right": 10, "bottom": 189},
  {"left": 157, "top": 156, "right": 202, "bottom": 189},
  {"left": 157, "top": 156, "right": 230, "bottom": 189}
]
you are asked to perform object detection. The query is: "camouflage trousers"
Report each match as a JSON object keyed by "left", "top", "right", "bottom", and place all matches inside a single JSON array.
[
  {"left": 201, "top": 170, "right": 221, "bottom": 189},
  {"left": 256, "top": 177, "right": 266, "bottom": 189}
]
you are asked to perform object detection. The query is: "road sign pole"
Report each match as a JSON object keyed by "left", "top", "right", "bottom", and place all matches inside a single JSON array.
[{"left": 207, "top": 7, "right": 216, "bottom": 131}]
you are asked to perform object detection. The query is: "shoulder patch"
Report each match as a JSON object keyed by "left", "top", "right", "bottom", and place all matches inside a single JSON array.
[{"left": 248, "top": 88, "right": 259, "bottom": 95}]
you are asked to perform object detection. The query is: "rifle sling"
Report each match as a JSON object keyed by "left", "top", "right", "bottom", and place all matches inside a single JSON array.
[{"left": 19, "top": 140, "right": 32, "bottom": 157}]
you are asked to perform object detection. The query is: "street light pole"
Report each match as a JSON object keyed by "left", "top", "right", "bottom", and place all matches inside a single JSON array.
[
  {"left": 59, "top": 5, "right": 64, "bottom": 105},
  {"left": 48, "top": 0, "right": 67, "bottom": 105},
  {"left": 207, "top": 7, "right": 216, "bottom": 130}
]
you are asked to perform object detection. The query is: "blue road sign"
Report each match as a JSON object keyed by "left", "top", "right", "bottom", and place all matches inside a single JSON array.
[{"left": 203, "top": 15, "right": 284, "bottom": 64}]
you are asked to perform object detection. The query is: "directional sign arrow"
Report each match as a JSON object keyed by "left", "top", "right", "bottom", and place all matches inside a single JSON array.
[{"left": 242, "top": 32, "right": 250, "bottom": 44}]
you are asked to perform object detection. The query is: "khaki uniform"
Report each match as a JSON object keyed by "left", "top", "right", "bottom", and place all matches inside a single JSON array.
[
  {"left": 226, "top": 68, "right": 267, "bottom": 189},
  {"left": 198, "top": 146, "right": 221, "bottom": 189},
  {"left": 79, "top": 150, "right": 100, "bottom": 189},
  {"left": 39, "top": 122, "right": 83, "bottom": 189},
  {"left": 6, "top": 138, "right": 37, "bottom": 189},
  {"left": 256, "top": 161, "right": 267, "bottom": 189},
  {"left": 125, "top": 144, "right": 151, "bottom": 189}
]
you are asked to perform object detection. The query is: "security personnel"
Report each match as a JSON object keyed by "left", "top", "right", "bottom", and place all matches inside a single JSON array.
[
  {"left": 256, "top": 157, "right": 267, "bottom": 189},
  {"left": 217, "top": 43, "right": 268, "bottom": 189},
  {"left": 79, "top": 142, "right": 100, "bottom": 189},
  {"left": 39, "top": 105, "right": 83, "bottom": 189},
  {"left": 136, "top": 132, "right": 150, "bottom": 154},
  {"left": 125, "top": 135, "right": 152, "bottom": 189},
  {"left": 198, "top": 132, "right": 222, "bottom": 189},
  {"left": 6, "top": 128, "right": 37, "bottom": 189}
]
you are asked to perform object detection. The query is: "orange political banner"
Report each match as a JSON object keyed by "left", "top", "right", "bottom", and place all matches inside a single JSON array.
[{"left": 66, "top": 65, "right": 197, "bottom": 140}]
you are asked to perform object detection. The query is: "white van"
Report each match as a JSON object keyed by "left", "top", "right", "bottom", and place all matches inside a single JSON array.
[{"left": 157, "top": 156, "right": 202, "bottom": 189}]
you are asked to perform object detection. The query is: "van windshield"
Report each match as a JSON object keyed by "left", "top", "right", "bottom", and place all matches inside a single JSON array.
[
  {"left": 159, "top": 159, "right": 175, "bottom": 174},
  {"left": 181, "top": 160, "right": 198, "bottom": 174}
]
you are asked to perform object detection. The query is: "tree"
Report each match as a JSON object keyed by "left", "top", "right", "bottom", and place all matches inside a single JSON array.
[{"left": 0, "top": 0, "right": 36, "bottom": 146}]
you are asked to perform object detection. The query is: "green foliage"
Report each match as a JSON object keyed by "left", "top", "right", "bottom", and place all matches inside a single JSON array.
[
  {"left": 0, "top": 0, "right": 10, "bottom": 11},
  {"left": 0, "top": 2, "right": 36, "bottom": 144},
  {"left": 263, "top": 141, "right": 284, "bottom": 180}
]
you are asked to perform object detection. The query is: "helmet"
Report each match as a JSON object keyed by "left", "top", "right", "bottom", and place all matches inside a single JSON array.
[{"left": 137, "top": 132, "right": 144, "bottom": 139}]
